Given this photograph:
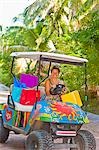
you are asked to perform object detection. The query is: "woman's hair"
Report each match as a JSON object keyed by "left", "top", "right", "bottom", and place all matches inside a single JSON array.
[{"left": 51, "top": 65, "right": 60, "bottom": 73}]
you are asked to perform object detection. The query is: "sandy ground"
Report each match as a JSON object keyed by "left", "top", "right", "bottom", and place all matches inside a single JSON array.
[{"left": 0, "top": 112, "right": 99, "bottom": 150}]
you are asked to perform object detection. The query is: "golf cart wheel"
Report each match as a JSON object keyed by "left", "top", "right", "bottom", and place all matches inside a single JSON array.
[
  {"left": 0, "top": 117, "right": 9, "bottom": 143},
  {"left": 70, "top": 130, "right": 96, "bottom": 150},
  {"left": 38, "top": 130, "right": 54, "bottom": 150},
  {"left": 25, "top": 130, "right": 53, "bottom": 150}
]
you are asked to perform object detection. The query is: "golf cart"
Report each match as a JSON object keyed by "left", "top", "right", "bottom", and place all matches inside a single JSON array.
[{"left": 0, "top": 52, "right": 96, "bottom": 150}]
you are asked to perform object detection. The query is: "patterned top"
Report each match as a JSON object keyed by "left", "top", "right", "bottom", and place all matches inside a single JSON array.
[{"left": 46, "top": 78, "right": 64, "bottom": 101}]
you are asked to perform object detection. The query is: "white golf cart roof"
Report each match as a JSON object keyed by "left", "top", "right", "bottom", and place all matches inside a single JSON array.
[{"left": 10, "top": 52, "right": 88, "bottom": 66}]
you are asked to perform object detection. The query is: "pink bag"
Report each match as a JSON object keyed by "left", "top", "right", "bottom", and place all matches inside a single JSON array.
[{"left": 20, "top": 73, "right": 38, "bottom": 88}]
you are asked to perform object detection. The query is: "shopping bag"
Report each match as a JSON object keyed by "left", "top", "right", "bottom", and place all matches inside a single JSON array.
[
  {"left": 61, "top": 90, "right": 82, "bottom": 107},
  {"left": 13, "top": 76, "right": 27, "bottom": 88},
  {"left": 20, "top": 89, "right": 40, "bottom": 105},
  {"left": 20, "top": 74, "right": 38, "bottom": 88},
  {"left": 11, "top": 86, "right": 23, "bottom": 103}
]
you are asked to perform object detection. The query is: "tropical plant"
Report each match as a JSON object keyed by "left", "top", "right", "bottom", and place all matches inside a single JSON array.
[{"left": 0, "top": 0, "right": 98, "bottom": 89}]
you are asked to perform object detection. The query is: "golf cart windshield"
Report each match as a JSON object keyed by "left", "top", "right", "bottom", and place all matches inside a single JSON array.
[
  {"left": 10, "top": 52, "right": 88, "bottom": 91},
  {"left": 10, "top": 51, "right": 88, "bottom": 105}
]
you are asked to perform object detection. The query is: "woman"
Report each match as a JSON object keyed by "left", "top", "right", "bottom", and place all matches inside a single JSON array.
[{"left": 45, "top": 66, "right": 66, "bottom": 100}]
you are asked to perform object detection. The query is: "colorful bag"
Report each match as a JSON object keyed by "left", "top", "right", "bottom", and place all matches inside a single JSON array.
[
  {"left": 20, "top": 74, "right": 38, "bottom": 88},
  {"left": 61, "top": 90, "right": 82, "bottom": 107},
  {"left": 13, "top": 76, "right": 27, "bottom": 88},
  {"left": 11, "top": 86, "right": 23, "bottom": 103},
  {"left": 20, "top": 89, "right": 40, "bottom": 105}
]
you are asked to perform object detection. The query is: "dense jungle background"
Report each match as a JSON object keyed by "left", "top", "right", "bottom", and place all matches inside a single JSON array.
[{"left": 0, "top": 0, "right": 99, "bottom": 114}]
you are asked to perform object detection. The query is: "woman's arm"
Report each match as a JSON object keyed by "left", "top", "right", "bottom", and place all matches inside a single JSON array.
[{"left": 45, "top": 79, "right": 51, "bottom": 96}]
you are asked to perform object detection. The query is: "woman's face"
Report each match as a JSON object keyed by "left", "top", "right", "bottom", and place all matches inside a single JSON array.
[{"left": 51, "top": 69, "right": 59, "bottom": 79}]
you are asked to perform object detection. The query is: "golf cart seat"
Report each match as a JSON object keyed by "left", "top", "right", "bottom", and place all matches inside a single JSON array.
[{"left": 14, "top": 102, "right": 33, "bottom": 112}]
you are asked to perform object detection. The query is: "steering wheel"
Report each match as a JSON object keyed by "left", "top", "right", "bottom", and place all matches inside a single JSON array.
[{"left": 50, "top": 84, "right": 65, "bottom": 95}]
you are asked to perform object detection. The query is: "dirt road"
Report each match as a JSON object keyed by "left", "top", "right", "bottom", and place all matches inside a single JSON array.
[{"left": 0, "top": 112, "right": 99, "bottom": 150}]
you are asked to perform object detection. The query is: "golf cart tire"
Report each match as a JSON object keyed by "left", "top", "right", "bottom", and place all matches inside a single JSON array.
[
  {"left": 39, "top": 130, "right": 54, "bottom": 150},
  {"left": 0, "top": 117, "right": 9, "bottom": 143},
  {"left": 25, "top": 130, "right": 53, "bottom": 150},
  {"left": 71, "top": 130, "right": 96, "bottom": 150}
]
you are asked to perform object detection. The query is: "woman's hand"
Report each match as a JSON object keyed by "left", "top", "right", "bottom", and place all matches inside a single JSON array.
[{"left": 61, "top": 87, "right": 67, "bottom": 95}]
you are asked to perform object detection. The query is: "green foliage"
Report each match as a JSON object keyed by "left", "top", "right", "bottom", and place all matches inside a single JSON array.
[
  {"left": 22, "top": 29, "right": 37, "bottom": 48},
  {"left": 0, "top": 0, "right": 98, "bottom": 98},
  {"left": 71, "top": 9, "right": 99, "bottom": 85},
  {"left": 0, "top": 50, "right": 13, "bottom": 86},
  {"left": 83, "top": 98, "right": 99, "bottom": 115},
  {"left": 60, "top": 64, "right": 85, "bottom": 91}
]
